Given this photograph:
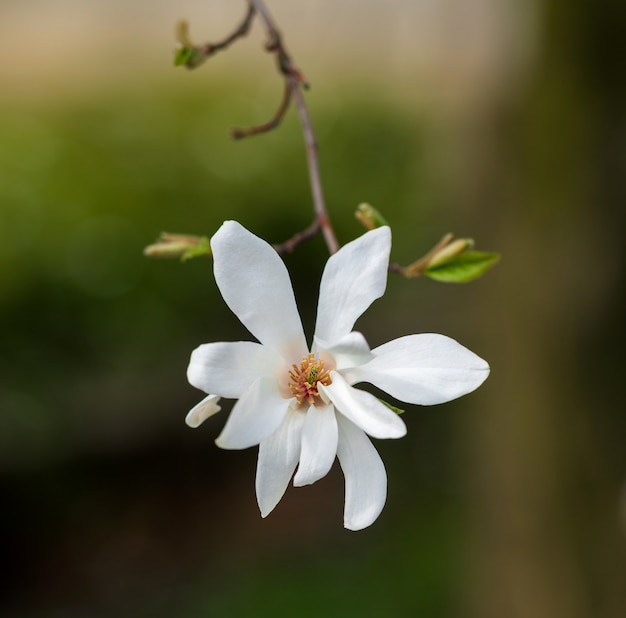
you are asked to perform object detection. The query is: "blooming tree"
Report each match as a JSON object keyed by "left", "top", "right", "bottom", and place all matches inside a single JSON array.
[{"left": 146, "top": 0, "right": 498, "bottom": 530}]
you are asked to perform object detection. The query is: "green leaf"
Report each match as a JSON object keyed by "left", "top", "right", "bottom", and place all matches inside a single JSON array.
[
  {"left": 423, "top": 251, "right": 500, "bottom": 283},
  {"left": 181, "top": 237, "right": 212, "bottom": 262},
  {"left": 174, "top": 46, "right": 197, "bottom": 67},
  {"left": 379, "top": 398, "right": 405, "bottom": 415}
]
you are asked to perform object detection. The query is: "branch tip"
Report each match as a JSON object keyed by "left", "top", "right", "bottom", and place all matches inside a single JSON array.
[{"left": 177, "top": 0, "right": 337, "bottom": 254}]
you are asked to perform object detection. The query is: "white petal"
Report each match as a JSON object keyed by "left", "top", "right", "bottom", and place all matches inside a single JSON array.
[
  {"left": 185, "top": 394, "right": 222, "bottom": 428},
  {"left": 293, "top": 404, "right": 338, "bottom": 487},
  {"left": 215, "top": 377, "right": 291, "bottom": 449},
  {"left": 211, "top": 221, "right": 307, "bottom": 361},
  {"left": 315, "top": 331, "right": 374, "bottom": 371},
  {"left": 314, "top": 226, "right": 391, "bottom": 345},
  {"left": 320, "top": 371, "right": 406, "bottom": 439},
  {"left": 345, "top": 334, "right": 490, "bottom": 405},
  {"left": 336, "top": 415, "right": 387, "bottom": 531},
  {"left": 256, "top": 409, "right": 305, "bottom": 517},
  {"left": 187, "top": 341, "right": 280, "bottom": 398}
]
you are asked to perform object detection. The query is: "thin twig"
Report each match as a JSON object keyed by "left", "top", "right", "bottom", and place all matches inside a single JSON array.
[
  {"left": 201, "top": 3, "right": 255, "bottom": 55},
  {"left": 406, "top": 233, "right": 453, "bottom": 275},
  {"left": 180, "top": 0, "right": 338, "bottom": 255},
  {"left": 230, "top": 81, "right": 292, "bottom": 139},
  {"left": 248, "top": 0, "right": 338, "bottom": 254},
  {"left": 178, "top": 4, "right": 256, "bottom": 68},
  {"left": 273, "top": 219, "right": 320, "bottom": 254},
  {"left": 388, "top": 262, "right": 406, "bottom": 275},
  {"left": 389, "top": 233, "right": 454, "bottom": 278},
  {"left": 290, "top": 78, "right": 337, "bottom": 254}
]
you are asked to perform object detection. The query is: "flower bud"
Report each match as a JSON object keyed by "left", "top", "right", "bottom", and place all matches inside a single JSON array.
[
  {"left": 355, "top": 203, "right": 389, "bottom": 230},
  {"left": 427, "top": 238, "right": 474, "bottom": 268},
  {"left": 143, "top": 233, "right": 211, "bottom": 260}
]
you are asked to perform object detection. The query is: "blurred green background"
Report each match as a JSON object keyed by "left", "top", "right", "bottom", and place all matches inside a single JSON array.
[{"left": 1, "top": 1, "right": 625, "bottom": 616}]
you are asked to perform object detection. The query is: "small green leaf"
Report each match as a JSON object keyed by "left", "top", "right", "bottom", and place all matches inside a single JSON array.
[
  {"left": 379, "top": 399, "right": 405, "bottom": 415},
  {"left": 423, "top": 251, "right": 500, "bottom": 283},
  {"left": 181, "top": 237, "right": 212, "bottom": 262},
  {"left": 174, "top": 46, "right": 197, "bottom": 67}
]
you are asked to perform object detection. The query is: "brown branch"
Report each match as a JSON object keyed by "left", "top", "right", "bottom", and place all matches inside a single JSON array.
[
  {"left": 230, "top": 81, "right": 292, "bottom": 139},
  {"left": 273, "top": 219, "right": 320, "bottom": 254},
  {"left": 388, "top": 262, "right": 406, "bottom": 275},
  {"left": 177, "top": 4, "right": 256, "bottom": 68},
  {"left": 389, "top": 233, "right": 454, "bottom": 278},
  {"left": 179, "top": 0, "right": 338, "bottom": 255},
  {"left": 289, "top": 78, "right": 338, "bottom": 254},
  {"left": 202, "top": 4, "right": 255, "bottom": 54},
  {"left": 247, "top": 0, "right": 338, "bottom": 254}
]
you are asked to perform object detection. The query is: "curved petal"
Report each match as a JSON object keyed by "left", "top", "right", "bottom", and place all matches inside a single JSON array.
[
  {"left": 256, "top": 409, "right": 305, "bottom": 517},
  {"left": 314, "top": 226, "right": 391, "bottom": 345},
  {"left": 336, "top": 415, "right": 387, "bottom": 531},
  {"left": 315, "top": 331, "right": 374, "bottom": 371},
  {"left": 320, "top": 371, "right": 406, "bottom": 439},
  {"left": 185, "top": 394, "right": 222, "bottom": 428},
  {"left": 345, "top": 334, "right": 490, "bottom": 405},
  {"left": 293, "top": 404, "right": 338, "bottom": 487},
  {"left": 215, "top": 377, "right": 292, "bottom": 449},
  {"left": 211, "top": 221, "right": 307, "bottom": 361},
  {"left": 187, "top": 341, "right": 280, "bottom": 398}
]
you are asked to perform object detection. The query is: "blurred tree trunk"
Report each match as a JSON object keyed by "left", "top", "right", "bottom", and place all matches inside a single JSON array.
[{"left": 462, "top": 0, "right": 626, "bottom": 617}]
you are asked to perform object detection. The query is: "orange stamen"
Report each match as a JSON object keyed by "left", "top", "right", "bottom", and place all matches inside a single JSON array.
[{"left": 288, "top": 353, "right": 332, "bottom": 406}]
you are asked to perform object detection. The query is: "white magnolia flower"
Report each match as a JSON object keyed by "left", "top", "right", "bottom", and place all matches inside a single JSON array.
[{"left": 187, "top": 221, "right": 489, "bottom": 530}]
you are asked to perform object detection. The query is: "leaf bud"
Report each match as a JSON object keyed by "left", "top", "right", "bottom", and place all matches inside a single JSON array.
[{"left": 355, "top": 203, "right": 389, "bottom": 230}]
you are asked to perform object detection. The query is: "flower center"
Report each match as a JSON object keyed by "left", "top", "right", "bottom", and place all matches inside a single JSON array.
[{"left": 288, "top": 353, "right": 332, "bottom": 406}]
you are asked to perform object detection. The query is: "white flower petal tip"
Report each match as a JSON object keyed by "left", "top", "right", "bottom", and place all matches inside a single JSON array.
[
  {"left": 347, "top": 334, "right": 490, "bottom": 406},
  {"left": 185, "top": 395, "right": 222, "bottom": 428},
  {"left": 256, "top": 410, "right": 305, "bottom": 517},
  {"left": 314, "top": 227, "right": 391, "bottom": 345},
  {"left": 210, "top": 221, "right": 307, "bottom": 361},
  {"left": 336, "top": 416, "right": 387, "bottom": 531}
]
